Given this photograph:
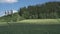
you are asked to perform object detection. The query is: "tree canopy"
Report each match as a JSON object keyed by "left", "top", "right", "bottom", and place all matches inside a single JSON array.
[{"left": 19, "top": 2, "right": 60, "bottom": 19}]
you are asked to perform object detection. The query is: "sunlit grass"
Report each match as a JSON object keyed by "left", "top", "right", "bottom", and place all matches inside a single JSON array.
[
  {"left": 19, "top": 19, "right": 60, "bottom": 24},
  {"left": 0, "top": 19, "right": 60, "bottom": 25}
]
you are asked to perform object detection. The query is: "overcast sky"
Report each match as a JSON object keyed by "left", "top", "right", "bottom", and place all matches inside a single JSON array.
[{"left": 0, "top": 0, "right": 60, "bottom": 17}]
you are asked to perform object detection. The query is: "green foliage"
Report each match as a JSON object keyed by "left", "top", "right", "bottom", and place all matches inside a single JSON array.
[
  {"left": 19, "top": 2, "right": 60, "bottom": 19},
  {"left": 0, "top": 13, "right": 25, "bottom": 22}
]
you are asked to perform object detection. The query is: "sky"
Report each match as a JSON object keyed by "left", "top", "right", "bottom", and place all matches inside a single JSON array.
[{"left": 0, "top": 0, "right": 60, "bottom": 17}]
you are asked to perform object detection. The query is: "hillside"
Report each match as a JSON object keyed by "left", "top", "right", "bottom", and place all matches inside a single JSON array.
[
  {"left": 0, "top": 13, "right": 25, "bottom": 22},
  {"left": 0, "top": 2, "right": 60, "bottom": 22},
  {"left": 19, "top": 2, "right": 60, "bottom": 19}
]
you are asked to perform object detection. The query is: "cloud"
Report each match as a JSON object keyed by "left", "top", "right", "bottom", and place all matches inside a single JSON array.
[
  {"left": 13, "top": 10, "right": 18, "bottom": 13},
  {"left": 0, "top": 0, "right": 18, "bottom": 3}
]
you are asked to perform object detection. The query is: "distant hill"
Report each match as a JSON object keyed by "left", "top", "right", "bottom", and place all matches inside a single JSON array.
[{"left": 0, "top": 12, "right": 25, "bottom": 22}]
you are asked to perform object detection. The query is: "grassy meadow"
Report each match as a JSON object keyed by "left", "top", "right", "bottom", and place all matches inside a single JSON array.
[
  {"left": 19, "top": 19, "right": 60, "bottom": 24},
  {"left": 0, "top": 19, "right": 60, "bottom": 34}
]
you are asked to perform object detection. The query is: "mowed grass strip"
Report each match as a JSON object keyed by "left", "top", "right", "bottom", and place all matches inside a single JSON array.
[
  {"left": 0, "top": 19, "right": 60, "bottom": 25},
  {"left": 19, "top": 19, "right": 60, "bottom": 24}
]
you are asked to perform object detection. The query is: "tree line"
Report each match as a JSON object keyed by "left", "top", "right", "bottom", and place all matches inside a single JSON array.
[{"left": 19, "top": 2, "right": 60, "bottom": 19}]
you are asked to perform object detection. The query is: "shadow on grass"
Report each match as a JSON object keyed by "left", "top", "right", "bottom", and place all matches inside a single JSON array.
[{"left": 0, "top": 23, "right": 60, "bottom": 34}]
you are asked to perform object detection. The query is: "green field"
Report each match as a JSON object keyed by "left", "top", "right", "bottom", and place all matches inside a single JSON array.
[
  {"left": 0, "top": 19, "right": 60, "bottom": 34},
  {"left": 19, "top": 19, "right": 60, "bottom": 24}
]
